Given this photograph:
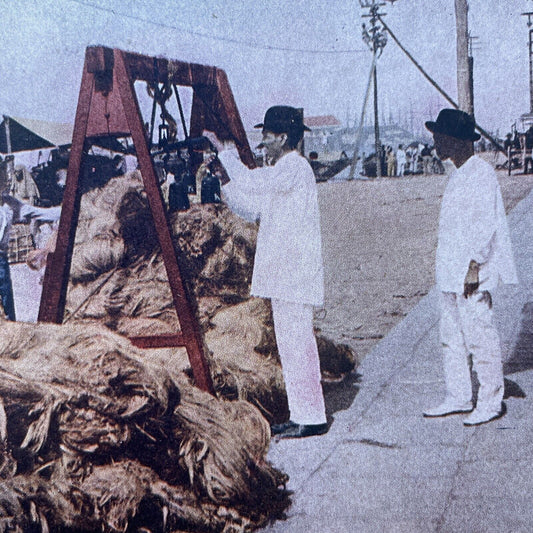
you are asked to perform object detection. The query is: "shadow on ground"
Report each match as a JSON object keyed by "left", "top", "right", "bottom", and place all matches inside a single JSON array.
[
  {"left": 323, "top": 371, "right": 361, "bottom": 425},
  {"left": 499, "top": 300, "right": 533, "bottom": 400},
  {"left": 505, "top": 301, "right": 533, "bottom": 375}
]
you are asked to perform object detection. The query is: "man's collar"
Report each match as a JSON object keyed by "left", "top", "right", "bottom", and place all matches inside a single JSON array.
[
  {"left": 442, "top": 159, "right": 457, "bottom": 175},
  {"left": 271, "top": 149, "right": 297, "bottom": 166}
]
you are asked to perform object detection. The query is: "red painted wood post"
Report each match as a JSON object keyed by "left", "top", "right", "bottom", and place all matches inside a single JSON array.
[
  {"left": 38, "top": 58, "right": 94, "bottom": 323},
  {"left": 38, "top": 47, "right": 215, "bottom": 394},
  {"left": 113, "top": 49, "right": 214, "bottom": 394}
]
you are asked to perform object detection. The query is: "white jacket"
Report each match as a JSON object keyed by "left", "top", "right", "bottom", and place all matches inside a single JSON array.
[
  {"left": 436, "top": 155, "right": 518, "bottom": 293},
  {"left": 219, "top": 149, "right": 324, "bottom": 306}
]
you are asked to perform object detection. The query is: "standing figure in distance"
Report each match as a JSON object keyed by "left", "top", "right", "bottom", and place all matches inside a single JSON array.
[
  {"left": 396, "top": 144, "right": 406, "bottom": 177},
  {"left": 423, "top": 108, "right": 518, "bottom": 426},
  {"left": 421, "top": 143, "right": 433, "bottom": 175},
  {"left": 204, "top": 106, "right": 328, "bottom": 439},
  {"left": 410, "top": 145, "right": 419, "bottom": 174},
  {"left": 386, "top": 146, "right": 397, "bottom": 177}
]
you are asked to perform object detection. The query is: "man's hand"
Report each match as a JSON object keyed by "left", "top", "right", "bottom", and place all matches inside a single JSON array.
[
  {"left": 463, "top": 259, "right": 480, "bottom": 298},
  {"left": 1, "top": 191, "right": 16, "bottom": 207},
  {"left": 201, "top": 131, "right": 231, "bottom": 185},
  {"left": 479, "top": 290, "right": 492, "bottom": 309}
]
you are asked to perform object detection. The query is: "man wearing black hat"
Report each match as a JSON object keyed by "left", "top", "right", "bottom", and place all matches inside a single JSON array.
[
  {"left": 204, "top": 106, "right": 328, "bottom": 439},
  {"left": 423, "top": 108, "right": 518, "bottom": 426}
]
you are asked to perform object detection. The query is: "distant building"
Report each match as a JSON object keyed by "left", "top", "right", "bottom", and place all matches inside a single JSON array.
[
  {"left": 519, "top": 112, "right": 533, "bottom": 131},
  {"left": 303, "top": 115, "right": 343, "bottom": 156},
  {"left": 304, "top": 115, "right": 342, "bottom": 130}
]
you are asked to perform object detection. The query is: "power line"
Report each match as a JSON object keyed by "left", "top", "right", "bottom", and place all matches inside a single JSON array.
[
  {"left": 69, "top": 0, "right": 367, "bottom": 55},
  {"left": 377, "top": 15, "right": 504, "bottom": 153}
]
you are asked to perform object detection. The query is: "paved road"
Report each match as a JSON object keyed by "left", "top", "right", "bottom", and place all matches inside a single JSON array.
[{"left": 263, "top": 188, "right": 533, "bottom": 532}]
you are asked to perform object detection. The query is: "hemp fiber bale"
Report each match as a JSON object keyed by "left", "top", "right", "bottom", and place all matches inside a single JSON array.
[
  {"left": 63, "top": 174, "right": 357, "bottom": 423},
  {"left": 0, "top": 319, "right": 288, "bottom": 531}
]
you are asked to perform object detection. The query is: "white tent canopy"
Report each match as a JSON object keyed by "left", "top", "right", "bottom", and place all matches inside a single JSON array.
[{"left": 0, "top": 115, "right": 73, "bottom": 154}]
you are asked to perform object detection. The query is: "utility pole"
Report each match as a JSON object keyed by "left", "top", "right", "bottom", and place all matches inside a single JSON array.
[
  {"left": 3, "top": 116, "right": 12, "bottom": 155},
  {"left": 522, "top": 11, "right": 533, "bottom": 113},
  {"left": 377, "top": 7, "right": 504, "bottom": 153},
  {"left": 373, "top": 58, "right": 381, "bottom": 176},
  {"left": 468, "top": 33, "right": 479, "bottom": 115},
  {"left": 455, "top": 0, "right": 473, "bottom": 114},
  {"left": 360, "top": 0, "right": 389, "bottom": 177}
]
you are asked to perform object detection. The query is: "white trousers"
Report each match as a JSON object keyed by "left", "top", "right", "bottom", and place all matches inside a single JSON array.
[
  {"left": 397, "top": 163, "right": 405, "bottom": 177},
  {"left": 271, "top": 299, "right": 327, "bottom": 425},
  {"left": 440, "top": 291, "right": 504, "bottom": 412}
]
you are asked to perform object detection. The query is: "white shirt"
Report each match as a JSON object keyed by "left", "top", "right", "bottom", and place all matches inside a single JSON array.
[
  {"left": 0, "top": 197, "right": 61, "bottom": 253},
  {"left": 436, "top": 155, "right": 518, "bottom": 293},
  {"left": 396, "top": 149, "right": 406, "bottom": 165},
  {"left": 219, "top": 149, "right": 324, "bottom": 306},
  {"left": 124, "top": 155, "right": 138, "bottom": 173}
]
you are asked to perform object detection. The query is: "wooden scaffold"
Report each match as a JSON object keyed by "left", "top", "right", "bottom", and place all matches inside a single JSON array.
[{"left": 38, "top": 46, "right": 255, "bottom": 394}]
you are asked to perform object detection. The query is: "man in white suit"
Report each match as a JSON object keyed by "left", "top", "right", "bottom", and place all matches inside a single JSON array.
[
  {"left": 205, "top": 106, "right": 327, "bottom": 438},
  {"left": 423, "top": 109, "right": 518, "bottom": 426},
  {"left": 396, "top": 144, "right": 406, "bottom": 177}
]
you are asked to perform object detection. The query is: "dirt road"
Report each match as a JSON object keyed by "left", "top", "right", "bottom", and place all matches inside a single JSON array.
[
  {"left": 316, "top": 167, "right": 533, "bottom": 359},
  {"left": 10, "top": 160, "right": 533, "bottom": 363}
]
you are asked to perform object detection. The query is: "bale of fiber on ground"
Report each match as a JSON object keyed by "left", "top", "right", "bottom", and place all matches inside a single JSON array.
[
  {"left": 69, "top": 171, "right": 145, "bottom": 283},
  {"left": 63, "top": 176, "right": 357, "bottom": 422},
  {"left": 0, "top": 319, "right": 288, "bottom": 532}
]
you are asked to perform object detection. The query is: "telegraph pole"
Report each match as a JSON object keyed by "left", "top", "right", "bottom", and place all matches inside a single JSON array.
[
  {"left": 360, "top": 0, "right": 389, "bottom": 177},
  {"left": 372, "top": 49, "right": 381, "bottom": 176},
  {"left": 522, "top": 11, "right": 533, "bottom": 113},
  {"left": 455, "top": 0, "right": 473, "bottom": 114},
  {"left": 468, "top": 33, "right": 479, "bottom": 115}
]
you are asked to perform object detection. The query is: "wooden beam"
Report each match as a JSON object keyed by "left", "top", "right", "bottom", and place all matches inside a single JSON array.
[
  {"left": 38, "top": 61, "right": 94, "bottom": 323},
  {"left": 130, "top": 334, "right": 185, "bottom": 349},
  {"left": 114, "top": 49, "right": 215, "bottom": 394},
  {"left": 121, "top": 49, "right": 218, "bottom": 86},
  {"left": 39, "top": 46, "right": 257, "bottom": 395}
]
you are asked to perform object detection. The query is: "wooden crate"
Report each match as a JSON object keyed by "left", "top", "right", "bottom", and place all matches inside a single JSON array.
[{"left": 8, "top": 223, "right": 35, "bottom": 264}]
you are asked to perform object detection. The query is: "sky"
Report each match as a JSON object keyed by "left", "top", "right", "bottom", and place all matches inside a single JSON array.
[{"left": 1, "top": 0, "right": 532, "bottom": 138}]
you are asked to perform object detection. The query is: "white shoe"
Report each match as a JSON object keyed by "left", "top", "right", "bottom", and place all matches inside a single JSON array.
[
  {"left": 423, "top": 399, "right": 473, "bottom": 418},
  {"left": 463, "top": 403, "right": 506, "bottom": 426}
]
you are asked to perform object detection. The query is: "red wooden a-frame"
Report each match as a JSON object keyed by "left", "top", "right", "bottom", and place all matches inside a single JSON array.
[{"left": 38, "top": 46, "right": 254, "bottom": 394}]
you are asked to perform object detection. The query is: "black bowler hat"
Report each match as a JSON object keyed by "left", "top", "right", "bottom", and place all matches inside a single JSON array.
[
  {"left": 254, "top": 106, "right": 311, "bottom": 134},
  {"left": 425, "top": 108, "right": 481, "bottom": 141}
]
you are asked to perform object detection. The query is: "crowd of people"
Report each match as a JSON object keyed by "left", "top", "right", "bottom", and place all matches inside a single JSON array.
[{"left": 381, "top": 142, "right": 445, "bottom": 177}]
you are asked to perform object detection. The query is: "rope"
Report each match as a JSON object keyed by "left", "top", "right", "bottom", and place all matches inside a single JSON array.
[
  {"left": 349, "top": 52, "right": 377, "bottom": 179},
  {"left": 173, "top": 84, "right": 189, "bottom": 139},
  {"left": 146, "top": 80, "right": 177, "bottom": 146}
]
